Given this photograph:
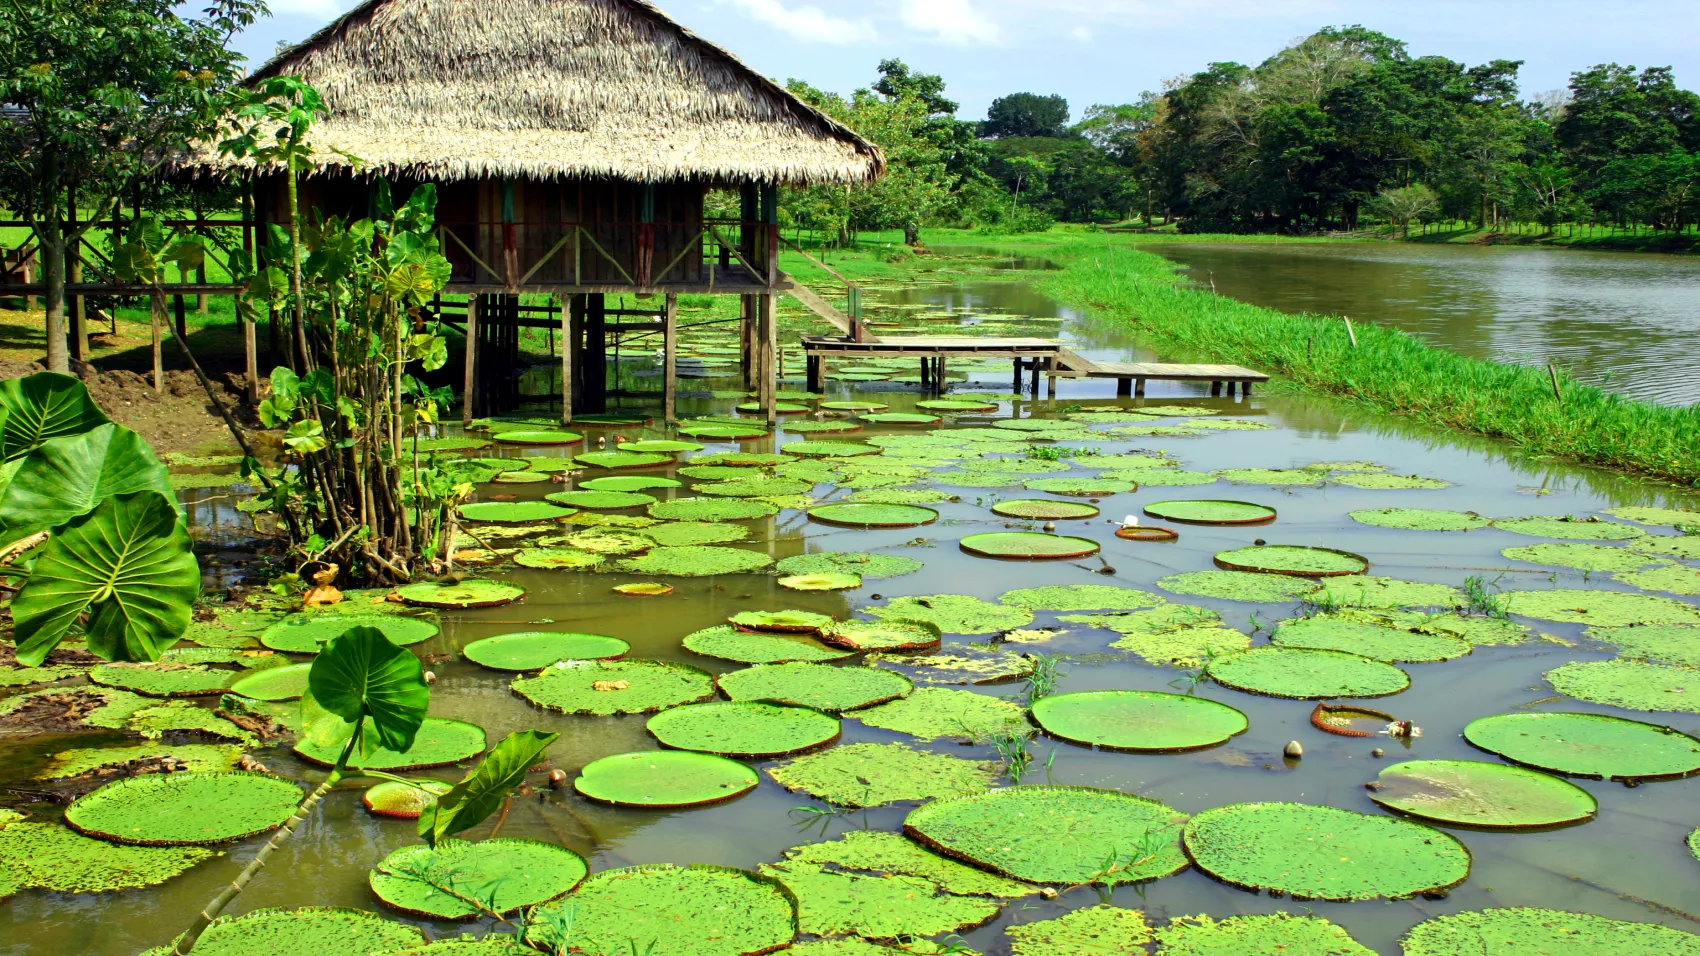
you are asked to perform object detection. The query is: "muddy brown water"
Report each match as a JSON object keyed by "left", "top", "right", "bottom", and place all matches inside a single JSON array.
[{"left": 4, "top": 273, "right": 1700, "bottom": 955}]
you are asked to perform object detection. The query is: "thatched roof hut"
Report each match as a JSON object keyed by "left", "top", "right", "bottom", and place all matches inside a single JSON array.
[{"left": 242, "top": 0, "right": 883, "bottom": 185}]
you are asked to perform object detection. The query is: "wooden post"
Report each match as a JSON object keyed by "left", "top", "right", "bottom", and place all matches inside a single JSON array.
[
  {"left": 1210, "top": 381, "right": 1222, "bottom": 397},
  {"left": 1012, "top": 359, "right": 1022, "bottom": 394},
  {"left": 937, "top": 356, "right": 947, "bottom": 393},
  {"left": 149, "top": 289, "right": 164, "bottom": 391},
  {"left": 1135, "top": 377, "right": 1146, "bottom": 398},
  {"left": 1116, "top": 377, "right": 1132, "bottom": 398},
  {"left": 1046, "top": 357, "right": 1057, "bottom": 398},
  {"left": 739, "top": 294, "right": 755, "bottom": 390},
  {"left": 806, "top": 354, "right": 822, "bottom": 394},
  {"left": 568, "top": 294, "right": 585, "bottom": 416},
  {"left": 758, "top": 293, "right": 777, "bottom": 425},
  {"left": 241, "top": 183, "right": 258, "bottom": 403},
  {"left": 173, "top": 294, "right": 188, "bottom": 342},
  {"left": 1029, "top": 358, "right": 1040, "bottom": 394},
  {"left": 67, "top": 184, "right": 86, "bottom": 363},
  {"left": 663, "top": 293, "right": 678, "bottom": 423},
  {"left": 558, "top": 297, "right": 573, "bottom": 424},
  {"left": 586, "top": 293, "right": 606, "bottom": 413},
  {"left": 462, "top": 295, "right": 479, "bottom": 426}
]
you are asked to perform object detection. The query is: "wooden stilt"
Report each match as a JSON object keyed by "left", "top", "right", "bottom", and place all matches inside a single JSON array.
[
  {"left": 663, "top": 293, "right": 678, "bottom": 424},
  {"left": 173, "top": 294, "right": 188, "bottom": 341},
  {"left": 244, "top": 310, "right": 258, "bottom": 404},
  {"left": 1029, "top": 359, "right": 1040, "bottom": 394},
  {"left": 149, "top": 289, "right": 164, "bottom": 392},
  {"left": 1116, "top": 377, "right": 1132, "bottom": 398},
  {"left": 937, "top": 356, "right": 947, "bottom": 393},
  {"left": 462, "top": 295, "right": 478, "bottom": 426},
  {"left": 586, "top": 293, "right": 606, "bottom": 413},
  {"left": 739, "top": 295, "right": 755, "bottom": 390},
  {"left": 1012, "top": 359, "right": 1022, "bottom": 394},
  {"left": 568, "top": 295, "right": 584, "bottom": 416},
  {"left": 806, "top": 355, "right": 822, "bottom": 394},
  {"left": 1135, "top": 377, "right": 1146, "bottom": 398},
  {"left": 560, "top": 296, "right": 573, "bottom": 425},
  {"left": 758, "top": 293, "right": 777, "bottom": 426},
  {"left": 1046, "top": 357, "right": 1057, "bottom": 398},
  {"left": 1210, "top": 381, "right": 1222, "bottom": 397}
]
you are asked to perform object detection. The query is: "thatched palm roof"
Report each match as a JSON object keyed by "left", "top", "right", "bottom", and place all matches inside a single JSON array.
[{"left": 239, "top": 0, "right": 882, "bottom": 184}]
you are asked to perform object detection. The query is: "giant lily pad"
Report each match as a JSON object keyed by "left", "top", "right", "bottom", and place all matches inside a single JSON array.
[
  {"left": 731, "top": 609, "right": 835, "bottom": 634},
  {"left": 619, "top": 439, "right": 704, "bottom": 453},
  {"left": 683, "top": 625, "right": 851, "bottom": 664},
  {"left": 1615, "top": 564, "right": 1700, "bottom": 595},
  {"left": 1546, "top": 660, "right": 1700, "bottom": 713},
  {"left": 228, "top": 663, "right": 313, "bottom": 701},
  {"left": 785, "top": 441, "right": 881, "bottom": 458},
  {"left": 1143, "top": 500, "right": 1275, "bottom": 525},
  {"left": 698, "top": 477, "right": 815, "bottom": 498},
  {"left": 1272, "top": 616, "right": 1470, "bottom": 662},
  {"left": 959, "top": 532, "right": 1100, "bottom": 559},
  {"left": 991, "top": 499, "right": 1100, "bottom": 520},
  {"left": 1182, "top": 802, "right": 1469, "bottom": 900},
  {"left": 562, "top": 529, "right": 652, "bottom": 555},
  {"left": 648, "top": 701, "right": 840, "bottom": 757},
  {"left": 1368, "top": 759, "right": 1597, "bottom": 828},
  {"left": 492, "top": 430, "right": 582, "bottom": 445},
  {"left": 89, "top": 662, "right": 238, "bottom": 697},
  {"left": 65, "top": 771, "right": 302, "bottom": 845},
  {"left": 574, "top": 750, "right": 759, "bottom": 807},
  {"left": 822, "top": 619, "right": 942, "bottom": 652},
  {"left": 1102, "top": 468, "right": 1217, "bottom": 488},
  {"left": 647, "top": 497, "right": 778, "bottom": 522},
  {"left": 866, "top": 594, "right": 1034, "bottom": 634},
  {"left": 783, "top": 830, "right": 1034, "bottom": 898},
  {"left": 1330, "top": 472, "right": 1449, "bottom": 490},
  {"left": 1000, "top": 585, "right": 1165, "bottom": 612},
  {"left": 260, "top": 614, "right": 439, "bottom": 653},
  {"left": 525, "top": 865, "right": 796, "bottom": 956},
  {"left": 1501, "top": 515, "right": 1651, "bottom": 540},
  {"left": 1588, "top": 624, "right": 1700, "bottom": 667},
  {"left": 1208, "top": 647, "right": 1409, "bottom": 699},
  {"left": 1214, "top": 545, "right": 1368, "bottom": 577},
  {"left": 640, "top": 521, "right": 750, "bottom": 546},
  {"left": 463, "top": 631, "right": 629, "bottom": 671},
  {"left": 580, "top": 475, "right": 681, "bottom": 492},
  {"left": 1503, "top": 542, "right": 1661, "bottom": 573},
  {"left": 1155, "top": 913, "right": 1373, "bottom": 956},
  {"left": 1004, "top": 905, "right": 1153, "bottom": 956},
  {"left": 1022, "top": 477, "right": 1134, "bottom": 496},
  {"left": 1061, "top": 607, "right": 1250, "bottom": 668},
  {"left": 808, "top": 503, "right": 938, "bottom": 528},
  {"left": 677, "top": 421, "right": 771, "bottom": 440},
  {"left": 513, "top": 659, "right": 716, "bottom": 715},
  {"left": 770, "top": 742, "right": 994, "bottom": 807},
  {"left": 396, "top": 580, "right": 525, "bottom": 608},
  {"left": 1504, "top": 589, "right": 1700, "bottom": 626},
  {"left": 1400, "top": 908, "right": 1700, "bottom": 956},
  {"left": 458, "top": 501, "right": 574, "bottom": 523},
  {"left": 903, "top": 786, "right": 1189, "bottom": 884},
  {"left": 776, "top": 552, "right": 924, "bottom": 579},
  {"left": 1317, "top": 576, "right": 1463, "bottom": 608},
  {"left": 1030, "top": 690, "right": 1247, "bottom": 751},
  {"left": 294, "top": 718, "right": 486, "bottom": 771},
  {"left": 512, "top": 547, "right": 606, "bottom": 570},
  {"left": 718, "top": 661, "right": 913, "bottom": 712},
  {"left": 759, "top": 861, "right": 998, "bottom": 939},
  {"left": 619, "top": 545, "right": 773, "bottom": 576},
  {"left": 1350, "top": 508, "right": 1491, "bottom": 532},
  {"left": 1157, "top": 571, "right": 1319, "bottom": 603},
  {"left": 370, "top": 838, "right": 587, "bottom": 918},
  {"left": 779, "top": 571, "right": 862, "bottom": 591},
  {"left": 40, "top": 743, "right": 243, "bottom": 780},
  {"left": 576, "top": 451, "right": 675, "bottom": 470},
  {"left": 854, "top": 687, "right": 1025, "bottom": 740},
  {"left": 0, "top": 817, "right": 215, "bottom": 895},
  {"left": 141, "top": 906, "right": 426, "bottom": 956},
  {"left": 546, "top": 490, "right": 656, "bottom": 510}
]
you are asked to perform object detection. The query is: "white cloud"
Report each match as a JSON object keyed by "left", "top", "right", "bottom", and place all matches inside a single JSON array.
[
  {"left": 899, "top": 0, "right": 1002, "bottom": 45},
  {"left": 724, "top": 0, "right": 877, "bottom": 44},
  {"left": 1068, "top": 25, "right": 1092, "bottom": 42}
]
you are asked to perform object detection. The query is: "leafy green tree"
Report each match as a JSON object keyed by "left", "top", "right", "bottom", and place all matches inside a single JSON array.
[
  {"left": 982, "top": 93, "right": 1072, "bottom": 138},
  {"left": 1556, "top": 65, "right": 1700, "bottom": 184},
  {"left": 1371, "top": 183, "right": 1440, "bottom": 235}
]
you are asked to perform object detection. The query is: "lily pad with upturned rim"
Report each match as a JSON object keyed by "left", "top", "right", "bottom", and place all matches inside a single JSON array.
[
  {"left": 524, "top": 864, "right": 797, "bottom": 956},
  {"left": 574, "top": 750, "right": 759, "bottom": 807},
  {"left": 1030, "top": 690, "right": 1248, "bottom": 751},
  {"left": 618, "top": 545, "right": 774, "bottom": 576},
  {"left": 990, "top": 499, "right": 1100, "bottom": 520},
  {"left": 462, "top": 631, "right": 630, "bottom": 670},
  {"left": 683, "top": 625, "right": 852, "bottom": 664},
  {"left": 1367, "top": 759, "right": 1597, "bottom": 828},
  {"left": 259, "top": 614, "right": 439, "bottom": 653},
  {"left": 1155, "top": 913, "right": 1374, "bottom": 956},
  {"left": 1350, "top": 508, "right": 1492, "bottom": 532},
  {"left": 718, "top": 661, "right": 913, "bottom": 712},
  {"left": 1214, "top": 545, "right": 1369, "bottom": 577},
  {"left": 492, "top": 430, "right": 583, "bottom": 445},
  {"left": 647, "top": 701, "right": 841, "bottom": 757},
  {"left": 512, "top": 659, "right": 716, "bottom": 715},
  {"left": 647, "top": 497, "right": 778, "bottom": 522},
  {"left": 960, "top": 532, "right": 1100, "bottom": 560},
  {"left": 228, "top": 663, "right": 313, "bottom": 702},
  {"left": 730, "top": 609, "right": 835, "bottom": 634},
  {"left": 821, "top": 619, "right": 942, "bottom": 652},
  {"left": 458, "top": 501, "right": 575, "bottom": 524},
  {"left": 362, "top": 779, "right": 453, "bottom": 818},
  {"left": 866, "top": 594, "right": 1034, "bottom": 635},
  {"left": 998, "top": 584, "right": 1166, "bottom": 612},
  {"left": 65, "top": 771, "right": 303, "bottom": 845},
  {"left": 854, "top": 687, "right": 1025, "bottom": 740},
  {"left": 1546, "top": 659, "right": 1700, "bottom": 713},
  {"left": 808, "top": 503, "right": 938, "bottom": 528},
  {"left": 769, "top": 742, "right": 994, "bottom": 807},
  {"left": 1400, "top": 908, "right": 1700, "bottom": 956},
  {"left": 294, "top": 718, "right": 486, "bottom": 771},
  {"left": 140, "top": 906, "right": 426, "bottom": 956},
  {"left": 369, "top": 838, "right": 587, "bottom": 918},
  {"left": 396, "top": 580, "right": 525, "bottom": 608},
  {"left": 1144, "top": 500, "right": 1276, "bottom": 525},
  {"left": 575, "top": 450, "right": 676, "bottom": 470},
  {"left": 579, "top": 475, "right": 682, "bottom": 492},
  {"left": 776, "top": 552, "right": 924, "bottom": 579},
  {"left": 1004, "top": 905, "right": 1153, "bottom": 956},
  {"left": 1207, "top": 646, "right": 1409, "bottom": 699},
  {"left": 612, "top": 582, "right": 673, "bottom": 597},
  {"left": 1157, "top": 571, "right": 1320, "bottom": 603},
  {"left": 1504, "top": 589, "right": 1700, "bottom": 626},
  {"left": 696, "top": 477, "right": 816, "bottom": 498},
  {"left": 779, "top": 571, "right": 863, "bottom": 591}
]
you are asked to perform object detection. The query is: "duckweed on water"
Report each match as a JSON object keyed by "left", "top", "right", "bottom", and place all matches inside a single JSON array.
[
  {"left": 1503, "top": 588, "right": 1700, "bottom": 625},
  {"left": 769, "top": 742, "right": 994, "bottom": 806},
  {"left": 525, "top": 865, "right": 796, "bottom": 956},
  {"left": 142, "top": 906, "right": 425, "bottom": 956},
  {"left": 0, "top": 817, "right": 216, "bottom": 895},
  {"left": 1157, "top": 570, "right": 1319, "bottom": 603},
  {"left": 574, "top": 750, "right": 759, "bottom": 807},
  {"left": 1400, "top": 907, "right": 1700, "bottom": 956},
  {"left": 1637, "top": 535, "right": 1700, "bottom": 560},
  {"left": 295, "top": 717, "right": 486, "bottom": 771},
  {"left": 867, "top": 594, "right": 1034, "bottom": 634},
  {"left": 462, "top": 631, "right": 629, "bottom": 670},
  {"left": 514, "top": 659, "right": 716, "bottom": 715},
  {"left": 682, "top": 625, "right": 851, "bottom": 664},
  {"left": 1208, "top": 646, "right": 1410, "bottom": 699},
  {"left": 1349, "top": 508, "right": 1491, "bottom": 531},
  {"left": 854, "top": 687, "right": 1025, "bottom": 740},
  {"left": 1546, "top": 659, "right": 1700, "bottom": 713},
  {"left": 1155, "top": 913, "right": 1373, "bottom": 956},
  {"left": 65, "top": 771, "right": 302, "bottom": 845},
  {"left": 1004, "top": 905, "right": 1153, "bottom": 956},
  {"left": 718, "top": 661, "right": 913, "bottom": 712},
  {"left": 758, "top": 861, "right": 999, "bottom": 939},
  {"left": 647, "top": 701, "right": 840, "bottom": 757},
  {"left": 998, "top": 584, "right": 1165, "bottom": 611},
  {"left": 1030, "top": 690, "right": 1247, "bottom": 751},
  {"left": 369, "top": 838, "right": 587, "bottom": 918},
  {"left": 1368, "top": 759, "right": 1598, "bottom": 828},
  {"left": 618, "top": 545, "right": 773, "bottom": 576}
]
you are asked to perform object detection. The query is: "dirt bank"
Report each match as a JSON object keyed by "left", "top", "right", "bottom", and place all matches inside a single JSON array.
[{"left": 0, "top": 358, "right": 258, "bottom": 456}]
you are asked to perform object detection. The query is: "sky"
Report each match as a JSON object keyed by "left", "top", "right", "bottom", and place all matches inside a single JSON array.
[{"left": 234, "top": 0, "right": 1700, "bottom": 121}]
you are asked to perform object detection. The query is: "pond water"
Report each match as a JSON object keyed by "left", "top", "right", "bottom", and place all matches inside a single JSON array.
[
  {"left": 5, "top": 269, "right": 1700, "bottom": 955},
  {"left": 1145, "top": 241, "right": 1700, "bottom": 407}
]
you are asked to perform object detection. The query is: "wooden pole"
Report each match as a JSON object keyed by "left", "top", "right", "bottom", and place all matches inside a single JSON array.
[
  {"left": 242, "top": 183, "right": 259, "bottom": 403},
  {"left": 67, "top": 184, "right": 86, "bottom": 363},
  {"left": 663, "top": 293, "right": 678, "bottom": 424},
  {"left": 560, "top": 296, "right": 573, "bottom": 425},
  {"left": 739, "top": 294, "right": 755, "bottom": 390},
  {"left": 758, "top": 293, "right": 777, "bottom": 426},
  {"left": 149, "top": 289, "right": 164, "bottom": 391},
  {"left": 1343, "top": 316, "right": 1357, "bottom": 347},
  {"left": 462, "top": 295, "right": 479, "bottom": 426}
]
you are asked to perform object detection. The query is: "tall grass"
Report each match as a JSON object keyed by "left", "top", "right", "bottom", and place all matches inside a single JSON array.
[{"left": 1029, "top": 241, "right": 1700, "bottom": 486}]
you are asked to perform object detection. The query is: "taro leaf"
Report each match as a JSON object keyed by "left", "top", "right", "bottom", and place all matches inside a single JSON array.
[
  {"left": 0, "top": 423, "right": 175, "bottom": 539},
  {"left": 12, "top": 491, "right": 199, "bottom": 667},
  {"left": 0, "top": 372, "right": 110, "bottom": 461},
  {"left": 309, "top": 626, "right": 429, "bottom": 755},
  {"left": 419, "top": 730, "right": 559, "bottom": 847}
]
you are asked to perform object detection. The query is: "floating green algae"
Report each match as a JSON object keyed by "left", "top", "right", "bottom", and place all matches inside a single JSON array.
[
  {"left": 1214, "top": 468, "right": 1325, "bottom": 486},
  {"left": 574, "top": 750, "right": 759, "bottom": 807},
  {"left": 618, "top": 545, "right": 774, "bottom": 576},
  {"left": 1156, "top": 570, "right": 1319, "bottom": 603},
  {"left": 1102, "top": 468, "right": 1217, "bottom": 487},
  {"left": 1154, "top": 913, "right": 1374, "bottom": 956},
  {"left": 903, "top": 786, "right": 1189, "bottom": 884},
  {"left": 40, "top": 742, "right": 243, "bottom": 780},
  {"left": 1144, "top": 499, "right": 1276, "bottom": 525},
  {"left": 65, "top": 771, "right": 302, "bottom": 845},
  {"left": 960, "top": 532, "right": 1101, "bottom": 559},
  {"left": 1350, "top": 508, "right": 1492, "bottom": 531},
  {"left": 1214, "top": 545, "right": 1368, "bottom": 577},
  {"left": 682, "top": 624, "right": 851, "bottom": 664},
  {"left": 1587, "top": 624, "right": 1700, "bottom": 667},
  {"left": 1030, "top": 690, "right": 1247, "bottom": 751},
  {"left": 259, "top": 613, "right": 439, "bottom": 653},
  {"left": 648, "top": 701, "right": 840, "bottom": 757},
  {"left": 1496, "top": 515, "right": 1646, "bottom": 540},
  {"left": 697, "top": 476, "right": 816, "bottom": 498},
  {"left": 513, "top": 659, "right": 716, "bottom": 715},
  {"left": 458, "top": 501, "right": 575, "bottom": 523},
  {"left": 395, "top": 580, "right": 525, "bottom": 608},
  {"left": 370, "top": 838, "right": 587, "bottom": 918},
  {"left": 808, "top": 502, "right": 938, "bottom": 528},
  {"left": 1502, "top": 542, "right": 1662, "bottom": 572},
  {"left": 1021, "top": 477, "right": 1135, "bottom": 496},
  {"left": 0, "top": 817, "right": 216, "bottom": 895},
  {"left": 769, "top": 742, "right": 995, "bottom": 807},
  {"left": 1062, "top": 606, "right": 1251, "bottom": 667},
  {"left": 1608, "top": 506, "right": 1700, "bottom": 527},
  {"left": 998, "top": 584, "right": 1166, "bottom": 611},
  {"left": 576, "top": 450, "right": 675, "bottom": 470},
  {"left": 759, "top": 861, "right": 999, "bottom": 939},
  {"left": 1208, "top": 647, "right": 1410, "bottom": 699},
  {"left": 866, "top": 594, "right": 1034, "bottom": 634},
  {"left": 1547, "top": 659, "right": 1700, "bottom": 713},
  {"left": 295, "top": 717, "right": 486, "bottom": 771},
  {"left": 1183, "top": 802, "right": 1470, "bottom": 900},
  {"left": 1503, "top": 588, "right": 1700, "bottom": 626},
  {"left": 228, "top": 663, "right": 313, "bottom": 701},
  {"left": 822, "top": 619, "right": 941, "bottom": 652},
  {"left": 782, "top": 831, "right": 1036, "bottom": 898},
  {"left": 512, "top": 547, "right": 606, "bottom": 570},
  {"left": 545, "top": 489, "right": 657, "bottom": 509},
  {"left": 462, "top": 631, "right": 630, "bottom": 670},
  {"left": 141, "top": 906, "right": 426, "bottom": 956},
  {"left": 361, "top": 779, "right": 452, "bottom": 818},
  {"left": 990, "top": 499, "right": 1100, "bottom": 520},
  {"left": 1400, "top": 907, "right": 1700, "bottom": 956},
  {"left": 1330, "top": 472, "right": 1450, "bottom": 490},
  {"left": 779, "top": 571, "right": 863, "bottom": 591},
  {"left": 730, "top": 609, "right": 836, "bottom": 633},
  {"left": 88, "top": 662, "right": 238, "bottom": 697},
  {"left": 854, "top": 687, "right": 1026, "bottom": 740},
  {"left": 1004, "top": 905, "right": 1153, "bottom": 956},
  {"left": 718, "top": 661, "right": 913, "bottom": 712},
  {"left": 776, "top": 551, "right": 924, "bottom": 579},
  {"left": 525, "top": 864, "right": 796, "bottom": 956},
  {"left": 867, "top": 648, "right": 1034, "bottom": 686},
  {"left": 1369, "top": 758, "right": 1597, "bottom": 828},
  {"left": 1317, "top": 576, "right": 1463, "bottom": 608},
  {"left": 1615, "top": 564, "right": 1700, "bottom": 595},
  {"left": 646, "top": 496, "right": 778, "bottom": 521},
  {"left": 1271, "top": 615, "right": 1471, "bottom": 662}
]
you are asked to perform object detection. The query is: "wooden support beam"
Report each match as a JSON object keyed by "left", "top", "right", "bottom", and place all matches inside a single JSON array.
[
  {"left": 739, "top": 294, "right": 755, "bottom": 390},
  {"left": 806, "top": 354, "right": 823, "bottom": 394},
  {"left": 1135, "top": 377, "right": 1146, "bottom": 398},
  {"left": 1029, "top": 359, "right": 1040, "bottom": 394},
  {"left": 1116, "top": 377, "right": 1132, "bottom": 398},
  {"left": 173, "top": 294, "right": 188, "bottom": 342},
  {"left": 1210, "top": 381, "right": 1222, "bottom": 397},
  {"left": 663, "top": 293, "right": 678, "bottom": 424},
  {"left": 1046, "top": 357, "right": 1057, "bottom": 398},
  {"left": 1012, "top": 359, "right": 1022, "bottom": 394},
  {"left": 586, "top": 293, "right": 607, "bottom": 413},
  {"left": 568, "top": 294, "right": 584, "bottom": 416},
  {"left": 937, "top": 356, "right": 947, "bottom": 393},
  {"left": 758, "top": 293, "right": 777, "bottom": 425},
  {"left": 462, "top": 295, "right": 479, "bottom": 426}
]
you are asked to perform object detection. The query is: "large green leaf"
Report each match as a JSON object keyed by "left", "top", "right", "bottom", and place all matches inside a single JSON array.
[
  {"left": 11, "top": 491, "right": 199, "bottom": 666},
  {"left": 418, "top": 730, "right": 558, "bottom": 847},
  {"left": 0, "top": 423, "right": 174, "bottom": 539},
  {"left": 0, "top": 372, "right": 110, "bottom": 461},
  {"left": 308, "top": 626, "right": 429, "bottom": 756}
]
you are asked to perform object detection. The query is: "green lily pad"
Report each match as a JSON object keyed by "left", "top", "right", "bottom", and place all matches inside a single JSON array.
[
  {"left": 1103, "top": 468, "right": 1217, "bottom": 487},
  {"left": 636, "top": 521, "right": 747, "bottom": 546},
  {"left": 459, "top": 501, "right": 575, "bottom": 523},
  {"left": 1588, "top": 624, "right": 1700, "bottom": 667},
  {"left": 571, "top": 413, "right": 652, "bottom": 426},
  {"left": 1272, "top": 615, "right": 1471, "bottom": 662},
  {"left": 259, "top": 614, "right": 439, "bottom": 653},
  {"left": 1005, "top": 905, "right": 1153, "bottom": 956},
  {"left": 718, "top": 661, "right": 913, "bottom": 712},
  {"left": 677, "top": 420, "right": 771, "bottom": 440},
  {"left": 0, "top": 663, "right": 82, "bottom": 687},
  {"left": 89, "top": 663, "right": 238, "bottom": 697},
  {"left": 561, "top": 529, "right": 653, "bottom": 555},
  {"left": 612, "top": 581, "right": 673, "bottom": 596},
  {"left": 1608, "top": 506, "right": 1700, "bottom": 527},
  {"left": 918, "top": 399, "right": 998, "bottom": 411},
  {"left": 1214, "top": 468, "right": 1324, "bottom": 486},
  {"left": 1497, "top": 516, "right": 1646, "bottom": 540},
  {"left": 228, "top": 662, "right": 313, "bottom": 701},
  {"left": 370, "top": 838, "right": 587, "bottom": 918},
  {"left": 999, "top": 584, "right": 1165, "bottom": 612},
  {"left": 491, "top": 471, "right": 548, "bottom": 484},
  {"left": 785, "top": 441, "right": 882, "bottom": 458},
  {"left": 940, "top": 471, "right": 1028, "bottom": 489},
  {"left": 990, "top": 499, "right": 1100, "bottom": 520},
  {"left": 1154, "top": 913, "right": 1373, "bottom": 956},
  {"left": 1634, "top": 535, "right": 1700, "bottom": 560},
  {"left": 822, "top": 619, "right": 942, "bottom": 652},
  {"left": 362, "top": 779, "right": 453, "bottom": 818},
  {"left": 855, "top": 687, "right": 1026, "bottom": 740},
  {"left": 1317, "top": 576, "right": 1463, "bottom": 608},
  {"left": 1144, "top": 499, "right": 1276, "bottom": 525},
  {"left": 576, "top": 451, "right": 675, "bottom": 470},
  {"left": 463, "top": 631, "right": 630, "bottom": 670},
  {"left": 1208, "top": 646, "right": 1409, "bottom": 698},
  {"left": 1350, "top": 508, "right": 1492, "bottom": 531},
  {"left": 525, "top": 865, "right": 796, "bottom": 956},
  {"left": 1547, "top": 659, "right": 1700, "bottom": 712},
  {"left": 1615, "top": 564, "right": 1700, "bottom": 595},
  {"left": 40, "top": 743, "right": 244, "bottom": 780},
  {"left": 698, "top": 477, "right": 816, "bottom": 498},
  {"left": 808, "top": 503, "right": 938, "bottom": 528},
  {"left": 65, "top": 771, "right": 302, "bottom": 845},
  {"left": 867, "top": 594, "right": 1034, "bottom": 634},
  {"left": 959, "top": 532, "right": 1100, "bottom": 559},
  {"left": 1214, "top": 545, "right": 1368, "bottom": 577},
  {"left": 759, "top": 860, "right": 998, "bottom": 939},
  {"left": 493, "top": 430, "right": 583, "bottom": 445},
  {"left": 1157, "top": 571, "right": 1319, "bottom": 602},
  {"left": 904, "top": 786, "right": 1189, "bottom": 884},
  {"left": 783, "top": 830, "right": 1035, "bottom": 898},
  {"left": 647, "top": 701, "right": 840, "bottom": 757},
  {"left": 821, "top": 401, "right": 889, "bottom": 411},
  {"left": 294, "top": 717, "right": 486, "bottom": 771},
  {"left": 513, "top": 659, "right": 716, "bottom": 715},
  {"left": 574, "top": 750, "right": 759, "bottom": 807},
  {"left": 1400, "top": 908, "right": 1700, "bottom": 956},
  {"left": 1183, "top": 802, "right": 1470, "bottom": 900},
  {"left": 141, "top": 906, "right": 426, "bottom": 956},
  {"left": 681, "top": 464, "right": 766, "bottom": 480},
  {"left": 849, "top": 488, "right": 960, "bottom": 504},
  {"left": 861, "top": 412, "right": 943, "bottom": 425},
  {"left": 396, "top": 580, "right": 526, "bottom": 608},
  {"left": 1022, "top": 477, "right": 1134, "bottom": 496},
  {"left": 1330, "top": 472, "right": 1450, "bottom": 490},
  {"left": 1030, "top": 690, "right": 1247, "bottom": 751},
  {"left": 1368, "top": 758, "right": 1597, "bottom": 828},
  {"left": 735, "top": 401, "right": 810, "bottom": 414},
  {"left": 581, "top": 475, "right": 681, "bottom": 492},
  {"left": 731, "top": 609, "right": 836, "bottom": 633},
  {"left": 682, "top": 624, "right": 852, "bottom": 664},
  {"left": 512, "top": 547, "right": 607, "bottom": 569},
  {"left": 785, "top": 419, "right": 862, "bottom": 434},
  {"left": 776, "top": 552, "right": 924, "bottom": 579},
  {"left": 545, "top": 490, "right": 657, "bottom": 509},
  {"left": 619, "top": 439, "right": 705, "bottom": 453},
  {"left": 0, "top": 817, "right": 216, "bottom": 894},
  {"left": 1503, "top": 542, "right": 1661, "bottom": 572},
  {"left": 962, "top": 458, "right": 1071, "bottom": 475},
  {"left": 619, "top": 545, "right": 774, "bottom": 576},
  {"left": 647, "top": 497, "right": 779, "bottom": 521},
  {"left": 1062, "top": 607, "right": 1250, "bottom": 667},
  {"left": 769, "top": 742, "right": 994, "bottom": 807},
  {"left": 779, "top": 571, "right": 863, "bottom": 591},
  {"left": 1503, "top": 588, "right": 1700, "bottom": 626}
]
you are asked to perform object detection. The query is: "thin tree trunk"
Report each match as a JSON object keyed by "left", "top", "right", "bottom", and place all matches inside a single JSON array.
[
  {"left": 286, "top": 162, "right": 310, "bottom": 373},
  {"left": 40, "top": 224, "right": 68, "bottom": 374}
]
